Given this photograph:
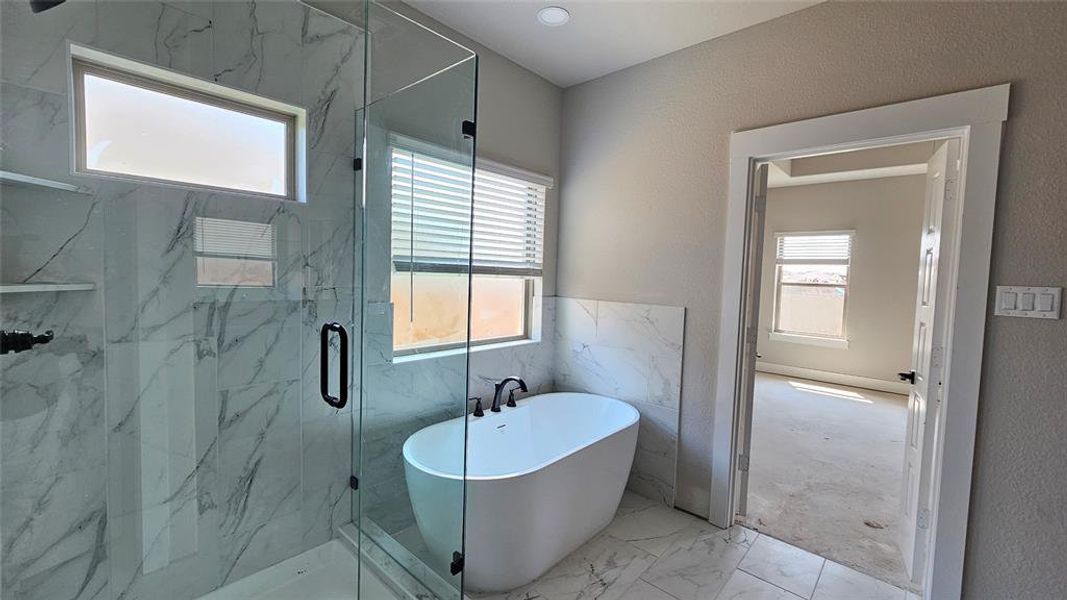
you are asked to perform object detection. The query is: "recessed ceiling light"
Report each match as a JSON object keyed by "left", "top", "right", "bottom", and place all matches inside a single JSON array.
[{"left": 537, "top": 6, "right": 570, "bottom": 27}]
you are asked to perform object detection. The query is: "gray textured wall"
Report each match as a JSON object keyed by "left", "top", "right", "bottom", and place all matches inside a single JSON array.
[{"left": 557, "top": 2, "right": 1067, "bottom": 597}]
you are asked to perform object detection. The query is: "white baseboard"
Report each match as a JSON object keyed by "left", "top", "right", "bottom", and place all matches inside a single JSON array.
[{"left": 756, "top": 362, "right": 910, "bottom": 395}]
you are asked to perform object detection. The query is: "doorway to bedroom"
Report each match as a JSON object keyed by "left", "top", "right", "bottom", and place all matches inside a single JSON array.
[{"left": 736, "top": 139, "right": 960, "bottom": 595}]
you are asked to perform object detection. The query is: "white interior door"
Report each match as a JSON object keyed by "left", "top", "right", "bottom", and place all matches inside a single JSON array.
[
  {"left": 735, "top": 163, "right": 769, "bottom": 518},
  {"left": 899, "top": 139, "right": 960, "bottom": 581}
]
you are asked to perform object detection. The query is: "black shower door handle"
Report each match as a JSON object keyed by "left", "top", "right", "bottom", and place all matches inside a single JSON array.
[{"left": 320, "top": 322, "right": 349, "bottom": 409}]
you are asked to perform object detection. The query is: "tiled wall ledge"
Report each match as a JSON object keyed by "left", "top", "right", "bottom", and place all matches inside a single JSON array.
[{"left": 553, "top": 297, "right": 685, "bottom": 505}]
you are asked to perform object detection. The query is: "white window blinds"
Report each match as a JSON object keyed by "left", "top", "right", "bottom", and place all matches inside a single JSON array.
[
  {"left": 776, "top": 232, "right": 853, "bottom": 263},
  {"left": 391, "top": 148, "right": 548, "bottom": 276}
]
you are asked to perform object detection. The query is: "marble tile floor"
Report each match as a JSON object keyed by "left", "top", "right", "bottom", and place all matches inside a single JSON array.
[{"left": 467, "top": 491, "right": 915, "bottom": 600}]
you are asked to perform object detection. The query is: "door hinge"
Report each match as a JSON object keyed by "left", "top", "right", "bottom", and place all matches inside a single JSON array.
[
  {"left": 450, "top": 551, "right": 464, "bottom": 575},
  {"left": 352, "top": 157, "right": 362, "bottom": 172},
  {"left": 738, "top": 454, "right": 750, "bottom": 472},
  {"left": 462, "top": 120, "right": 476, "bottom": 140},
  {"left": 349, "top": 476, "right": 359, "bottom": 491},
  {"left": 754, "top": 194, "right": 767, "bottom": 213},
  {"left": 917, "top": 508, "right": 931, "bottom": 530}
]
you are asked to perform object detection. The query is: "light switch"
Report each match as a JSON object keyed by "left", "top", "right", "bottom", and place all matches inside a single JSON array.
[{"left": 994, "top": 286, "right": 1061, "bottom": 319}]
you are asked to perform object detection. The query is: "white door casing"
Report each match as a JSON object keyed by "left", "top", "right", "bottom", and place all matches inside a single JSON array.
[
  {"left": 712, "top": 84, "right": 1009, "bottom": 600},
  {"left": 734, "top": 163, "right": 769, "bottom": 518},
  {"left": 900, "top": 139, "right": 960, "bottom": 582}
]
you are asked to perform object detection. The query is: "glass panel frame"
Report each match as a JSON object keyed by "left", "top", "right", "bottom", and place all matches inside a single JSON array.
[{"left": 356, "top": 2, "right": 479, "bottom": 598}]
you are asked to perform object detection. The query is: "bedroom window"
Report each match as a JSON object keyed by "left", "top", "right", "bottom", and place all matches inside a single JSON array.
[{"left": 771, "top": 231, "right": 853, "bottom": 344}]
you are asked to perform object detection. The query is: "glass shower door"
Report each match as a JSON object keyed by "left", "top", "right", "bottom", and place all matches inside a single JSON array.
[
  {"left": 1, "top": 2, "right": 364, "bottom": 599},
  {"left": 357, "top": 3, "right": 478, "bottom": 599}
]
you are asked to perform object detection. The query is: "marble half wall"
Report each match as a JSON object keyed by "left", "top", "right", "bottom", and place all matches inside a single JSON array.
[{"left": 554, "top": 297, "right": 685, "bottom": 505}]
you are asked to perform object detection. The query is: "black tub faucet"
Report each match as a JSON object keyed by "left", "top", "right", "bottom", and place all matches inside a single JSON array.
[{"left": 491, "top": 376, "right": 527, "bottom": 412}]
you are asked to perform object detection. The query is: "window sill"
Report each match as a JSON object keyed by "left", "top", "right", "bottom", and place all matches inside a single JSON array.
[
  {"left": 768, "top": 331, "right": 849, "bottom": 349},
  {"left": 392, "top": 337, "right": 540, "bottom": 364}
]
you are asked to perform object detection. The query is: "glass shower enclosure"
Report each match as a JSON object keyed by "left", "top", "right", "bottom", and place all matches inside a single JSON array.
[{"left": 0, "top": 0, "right": 476, "bottom": 598}]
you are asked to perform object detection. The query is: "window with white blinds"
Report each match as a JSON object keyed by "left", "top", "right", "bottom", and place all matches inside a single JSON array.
[
  {"left": 772, "top": 231, "right": 853, "bottom": 340},
  {"left": 194, "top": 216, "right": 276, "bottom": 287},
  {"left": 776, "top": 232, "right": 853, "bottom": 263},
  {"left": 391, "top": 148, "right": 547, "bottom": 276}
]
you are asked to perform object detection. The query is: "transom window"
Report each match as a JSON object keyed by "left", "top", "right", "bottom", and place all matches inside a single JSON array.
[
  {"left": 72, "top": 53, "right": 302, "bottom": 200},
  {"left": 772, "top": 231, "right": 853, "bottom": 340},
  {"left": 390, "top": 146, "right": 548, "bottom": 353}
]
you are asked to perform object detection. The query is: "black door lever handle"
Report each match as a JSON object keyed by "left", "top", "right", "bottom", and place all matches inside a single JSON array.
[{"left": 898, "top": 370, "right": 917, "bottom": 384}]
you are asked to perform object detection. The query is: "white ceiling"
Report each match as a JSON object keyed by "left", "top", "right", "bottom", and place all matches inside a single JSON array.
[{"left": 406, "top": 0, "right": 822, "bottom": 88}]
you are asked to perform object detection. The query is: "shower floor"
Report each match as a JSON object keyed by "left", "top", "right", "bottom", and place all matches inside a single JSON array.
[{"left": 198, "top": 539, "right": 398, "bottom": 600}]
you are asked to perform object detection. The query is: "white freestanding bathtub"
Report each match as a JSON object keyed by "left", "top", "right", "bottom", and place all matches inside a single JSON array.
[{"left": 402, "top": 392, "right": 639, "bottom": 592}]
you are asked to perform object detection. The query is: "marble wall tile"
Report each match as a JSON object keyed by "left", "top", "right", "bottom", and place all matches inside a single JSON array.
[
  {"left": 217, "top": 380, "right": 302, "bottom": 538},
  {"left": 304, "top": 151, "right": 359, "bottom": 291},
  {"left": 103, "top": 186, "right": 200, "bottom": 345},
  {"left": 299, "top": 412, "right": 352, "bottom": 549},
  {"left": 95, "top": 1, "right": 214, "bottom": 80},
  {"left": 302, "top": 5, "right": 363, "bottom": 156},
  {"left": 301, "top": 412, "right": 351, "bottom": 493},
  {"left": 211, "top": 0, "right": 306, "bottom": 105},
  {"left": 554, "top": 297, "right": 685, "bottom": 506},
  {"left": 300, "top": 476, "right": 351, "bottom": 550},
  {"left": 0, "top": 83, "right": 84, "bottom": 187},
  {"left": 0, "top": 467, "right": 108, "bottom": 600},
  {"left": 219, "top": 510, "right": 304, "bottom": 586},
  {"left": 0, "top": 0, "right": 96, "bottom": 94},
  {"left": 108, "top": 503, "right": 221, "bottom": 600},
  {"left": 1, "top": 337, "right": 105, "bottom": 485},
  {"left": 105, "top": 339, "right": 212, "bottom": 518},
  {"left": 0, "top": 185, "right": 103, "bottom": 286},
  {"left": 554, "top": 297, "right": 597, "bottom": 342},
  {"left": 207, "top": 299, "right": 302, "bottom": 388}
]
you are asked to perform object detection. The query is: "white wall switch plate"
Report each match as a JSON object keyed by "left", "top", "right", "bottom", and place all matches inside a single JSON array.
[{"left": 994, "top": 286, "right": 1061, "bottom": 319}]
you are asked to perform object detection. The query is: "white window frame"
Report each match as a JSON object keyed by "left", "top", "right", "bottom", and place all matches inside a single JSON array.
[
  {"left": 769, "top": 230, "right": 853, "bottom": 349},
  {"left": 67, "top": 44, "right": 308, "bottom": 201},
  {"left": 387, "top": 137, "right": 552, "bottom": 356}
]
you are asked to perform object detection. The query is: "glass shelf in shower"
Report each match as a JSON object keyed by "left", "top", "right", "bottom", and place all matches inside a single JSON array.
[
  {"left": 0, "top": 170, "right": 94, "bottom": 195},
  {"left": 0, "top": 282, "right": 97, "bottom": 294}
]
